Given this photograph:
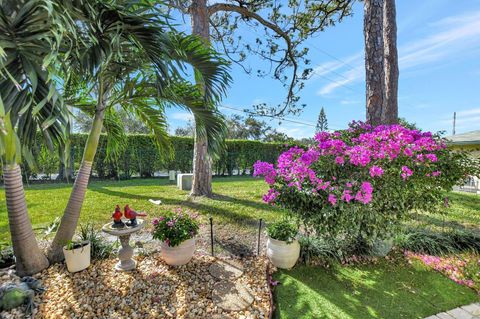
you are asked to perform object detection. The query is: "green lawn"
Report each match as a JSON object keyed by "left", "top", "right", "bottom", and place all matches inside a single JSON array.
[
  {"left": 274, "top": 259, "right": 478, "bottom": 319},
  {"left": 1, "top": 177, "right": 479, "bottom": 318},
  {"left": 0, "top": 176, "right": 284, "bottom": 243}
]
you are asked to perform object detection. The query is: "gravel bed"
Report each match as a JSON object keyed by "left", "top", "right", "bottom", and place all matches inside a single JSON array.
[{"left": 1, "top": 255, "right": 271, "bottom": 319}]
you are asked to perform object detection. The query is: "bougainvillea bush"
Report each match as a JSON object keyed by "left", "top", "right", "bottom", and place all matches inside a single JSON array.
[
  {"left": 254, "top": 121, "right": 475, "bottom": 248},
  {"left": 152, "top": 208, "right": 199, "bottom": 247}
]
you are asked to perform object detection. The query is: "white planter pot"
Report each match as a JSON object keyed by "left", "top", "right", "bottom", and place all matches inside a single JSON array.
[
  {"left": 63, "top": 241, "right": 91, "bottom": 273},
  {"left": 266, "top": 237, "right": 300, "bottom": 269},
  {"left": 161, "top": 238, "right": 195, "bottom": 266}
]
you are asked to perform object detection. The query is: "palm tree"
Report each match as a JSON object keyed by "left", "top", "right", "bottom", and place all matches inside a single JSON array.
[
  {"left": 0, "top": 0, "right": 72, "bottom": 275},
  {"left": 47, "top": 0, "right": 231, "bottom": 263}
]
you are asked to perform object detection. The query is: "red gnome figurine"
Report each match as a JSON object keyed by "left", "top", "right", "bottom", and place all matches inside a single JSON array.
[
  {"left": 112, "top": 205, "right": 125, "bottom": 228},
  {"left": 124, "top": 205, "right": 147, "bottom": 227}
]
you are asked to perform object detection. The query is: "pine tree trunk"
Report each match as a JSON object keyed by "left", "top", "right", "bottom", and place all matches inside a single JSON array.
[
  {"left": 364, "top": 0, "right": 385, "bottom": 126},
  {"left": 3, "top": 164, "right": 49, "bottom": 276},
  {"left": 190, "top": 0, "right": 213, "bottom": 197},
  {"left": 382, "top": 0, "right": 398, "bottom": 124},
  {"left": 47, "top": 106, "right": 106, "bottom": 263}
]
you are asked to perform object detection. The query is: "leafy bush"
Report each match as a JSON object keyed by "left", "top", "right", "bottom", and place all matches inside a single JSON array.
[
  {"left": 254, "top": 121, "right": 477, "bottom": 249},
  {"left": 0, "top": 134, "right": 296, "bottom": 181},
  {"left": 266, "top": 219, "right": 298, "bottom": 243},
  {"left": 79, "top": 224, "right": 118, "bottom": 259},
  {"left": 396, "top": 228, "right": 480, "bottom": 255},
  {"left": 151, "top": 208, "right": 199, "bottom": 247}
]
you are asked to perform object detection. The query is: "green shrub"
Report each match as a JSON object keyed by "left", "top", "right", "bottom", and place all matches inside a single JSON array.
[
  {"left": 266, "top": 219, "right": 298, "bottom": 243},
  {"left": 79, "top": 224, "right": 118, "bottom": 260},
  {"left": 255, "top": 122, "right": 478, "bottom": 250},
  {"left": 395, "top": 228, "right": 480, "bottom": 255}
]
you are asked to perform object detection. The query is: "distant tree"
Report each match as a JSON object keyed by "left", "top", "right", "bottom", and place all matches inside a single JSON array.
[
  {"left": 264, "top": 131, "right": 294, "bottom": 143},
  {"left": 174, "top": 121, "right": 195, "bottom": 137},
  {"left": 316, "top": 107, "right": 329, "bottom": 132}
]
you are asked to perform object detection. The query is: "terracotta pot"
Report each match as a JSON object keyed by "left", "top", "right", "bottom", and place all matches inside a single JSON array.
[
  {"left": 266, "top": 237, "right": 300, "bottom": 269},
  {"left": 63, "top": 241, "right": 91, "bottom": 273},
  {"left": 161, "top": 238, "right": 195, "bottom": 266}
]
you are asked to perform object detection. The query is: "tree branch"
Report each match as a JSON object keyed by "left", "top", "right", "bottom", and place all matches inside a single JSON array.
[{"left": 208, "top": 2, "right": 298, "bottom": 116}]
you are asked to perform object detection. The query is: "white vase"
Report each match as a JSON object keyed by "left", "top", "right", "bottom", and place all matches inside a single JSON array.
[
  {"left": 266, "top": 237, "right": 300, "bottom": 269},
  {"left": 63, "top": 241, "right": 91, "bottom": 273},
  {"left": 161, "top": 238, "right": 195, "bottom": 266}
]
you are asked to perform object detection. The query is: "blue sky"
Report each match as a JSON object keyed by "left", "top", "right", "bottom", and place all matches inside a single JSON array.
[{"left": 167, "top": 1, "right": 480, "bottom": 139}]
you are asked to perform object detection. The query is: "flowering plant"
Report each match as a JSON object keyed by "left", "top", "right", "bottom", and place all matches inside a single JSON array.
[
  {"left": 254, "top": 121, "right": 474, "bottom": 246},
  {"left": 151, "top": 208, "right": 199, "bottom": 247},
  {"left": 266, "top": 219, "right": 298, "bottom": 243},
  {"left": 405, "top": 251, "right": 480, "bottom": 292}
]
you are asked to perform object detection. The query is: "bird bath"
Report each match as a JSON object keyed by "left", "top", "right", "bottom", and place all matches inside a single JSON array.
[{"left": 102, "top": 219, "right": 144, "bottom": 271}]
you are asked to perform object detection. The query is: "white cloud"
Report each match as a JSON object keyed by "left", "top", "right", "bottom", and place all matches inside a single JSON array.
[
  {"left": 456, "top": 108, "right": 480, "bottom": 117},
  {"left": 316, "top": 68, "right": 363, "bottom": 96},
  {"left": 276, "top": 123, "right": 314, "bottom": 139},
  {"left": 312, "top": 10, "right": 480, "bottom": 95},
  {"left": 399, "top": 11, "right": 480, "bottom": 69},
  {"left": 171, "top": 112, "right": 194, "bottom": 121},
  {"left": 439, "top": 108, "right": 480, "bottom": 126}
]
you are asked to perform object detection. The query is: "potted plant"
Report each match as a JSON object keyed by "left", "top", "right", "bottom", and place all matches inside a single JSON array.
[
  {"left": 266, "top": 220, "right": 300, "bottom": 269},
  {"left": 63, "top": 240, "right": 91, "bottom": 273},
  {"left": 152, "top": 208, "right": 199, "bottom": 266}
]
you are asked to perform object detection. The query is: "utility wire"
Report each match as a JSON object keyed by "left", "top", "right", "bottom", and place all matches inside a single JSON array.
[{"left": 220, "top": 105, "right": 317, "bottom": 127}]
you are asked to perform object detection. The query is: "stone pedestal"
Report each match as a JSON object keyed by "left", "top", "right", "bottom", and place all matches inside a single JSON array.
[
  {"left": 102, "top": 219, "right": 144, "bottom": 271},
  {"left": 177, "top": 173, "right": 193, "bottom": 191}
]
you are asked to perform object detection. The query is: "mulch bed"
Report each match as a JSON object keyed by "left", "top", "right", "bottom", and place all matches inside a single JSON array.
[{"left": 1, "top": 255, "right": 272, "bottom": 319}]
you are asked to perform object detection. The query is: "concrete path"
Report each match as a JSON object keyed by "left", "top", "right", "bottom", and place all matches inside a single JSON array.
[{"left": 425, "top": 303, "right": 480, "bottom": 319}]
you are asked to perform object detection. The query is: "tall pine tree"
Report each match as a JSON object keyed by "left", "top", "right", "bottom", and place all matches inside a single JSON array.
[{"left": 316, "top": 107, "right": 328, "bottom": 132}]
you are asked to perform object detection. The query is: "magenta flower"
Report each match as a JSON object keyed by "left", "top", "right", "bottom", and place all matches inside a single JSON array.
[
  {"left": 431, "top": 170, "right": 441, "bottom": 177},
  {"left": 328, "top": 194, "right": 337, "bottom": 206},
  {"left": 425, "top": 153, "right": 438, "bottom": 162},
  {"left": 253, "top": 160, "right": 277, "bottom": 185},
  {"left": 401, "top": 166, "right": 413, "bottom": 180},
  {"left": 335, "top": 156, "right": 345, "bottom": 165},
  {"left": 167, "top": 220, "right": 175, "bottom": 227},
  {"left": 263, "top": 188, "right": 279, "bottom": 204},
  {"left": 152, "top": 218, "right": 159, "bottom": 225},
  {"left": 341, "top": 189, "right": 353, "bottom": 203},
  {"left": 369, "top": 165, "right": 384, "bottom": 178}
]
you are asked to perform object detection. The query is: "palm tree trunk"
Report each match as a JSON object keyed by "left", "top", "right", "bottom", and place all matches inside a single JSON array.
[
  {"left": 364, "top": 0, "right": 385, "bottom": 126},
  {"left": 382, "top": 0, "right": 398, "bottom": 124},
  {"left": 3, "top": 164, "right": 49, "bottom": 276},
  {"left": 190, "top": 0, "right": 213, "bottom": 197},
  {"left": 47, "top": 106, "right": 106, "bottom": 263}
]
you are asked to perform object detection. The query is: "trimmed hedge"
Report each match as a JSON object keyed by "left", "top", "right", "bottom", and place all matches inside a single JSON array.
[{"left": 4, "top": 134, "right": 295, "bottom": 180}]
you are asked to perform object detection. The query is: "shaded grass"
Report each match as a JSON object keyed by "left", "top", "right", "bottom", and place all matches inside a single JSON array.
[
  {"left": 274, "top": 259, "right": 479, "bottom": 319},
  {"left": 0, "top": 177, "right": 285, "bottom": 243}
]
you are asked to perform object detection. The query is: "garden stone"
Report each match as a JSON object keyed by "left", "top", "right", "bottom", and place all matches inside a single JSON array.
[
  {"left": 447, "top": 307, "right": 478, "bottom": 319},
  {"left": 461, "top": 304, "right": 480, "bottom": 316},
  {"left": 177, "top": 173, "right": 193, "bottom": 190},
  {"left": 436, "top": 313, "right": 455, "bottom": 319},
  {"left": 209, "top": 259, "right": 244, "bottom": 280},
  {"left": 212, "top": 281, "right": 254, "bottom": 311}
]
